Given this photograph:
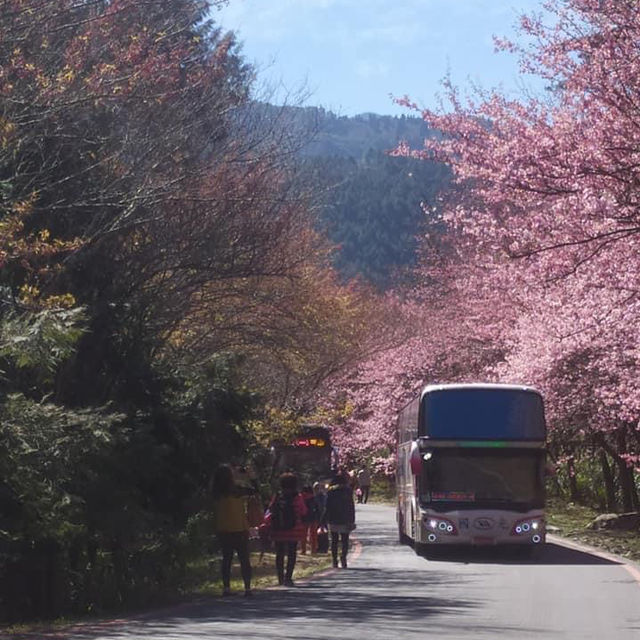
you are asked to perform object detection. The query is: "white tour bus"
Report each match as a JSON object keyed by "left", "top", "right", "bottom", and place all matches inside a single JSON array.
[{"left": 397, "top": 383, "right": 546, "bottom": 553}]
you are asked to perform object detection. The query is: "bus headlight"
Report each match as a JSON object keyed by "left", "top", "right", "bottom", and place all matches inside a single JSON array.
[
  {"left": 424, "top": 516, "right": 458, "bottom": 536},
  {"left": 511, "top": 518, "right": 545, "bottom": 536}
]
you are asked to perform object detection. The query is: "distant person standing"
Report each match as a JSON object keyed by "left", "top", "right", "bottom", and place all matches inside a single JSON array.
[
  {"left": 267, "top": 472, "right": 307, "bottom": 586},
  {"left": 324, "top": 471, "right": 356, "bottom": 569},
  {"left": 212, "top": 464, "right": 258, "bottom": 597},
  {"left": 357, "top": 467, "right": 371, "bottom": 504},
  {"left": 313, "top": 481, "right": 327, "bottom": 522},
  {"left": 300, "top": 485, "right": 320, "bottom": 554},
  {"left": 313, "top": 482, "right": 329, "bottom": 553},
  {"left": 347, "top": 469, "right": 358, "bottom": 493}
]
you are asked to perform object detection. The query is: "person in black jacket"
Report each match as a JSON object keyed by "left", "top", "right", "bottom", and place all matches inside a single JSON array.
[{"left": 323, "top": 471, "right": 356, "bottom": 568}]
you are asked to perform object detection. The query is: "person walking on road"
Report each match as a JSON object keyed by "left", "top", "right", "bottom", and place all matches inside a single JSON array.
[
  {"left": 212, "top": 464, "right": 258, "bottom": 597},
  {"left": 357, "top": 466, "right": 372, "bottom": 504},
  {"left": 324, "top": 471, "right": 356, "bottom": 569},
  {"left": 267, "top": 472, "right": 307, "bottom": 586}
]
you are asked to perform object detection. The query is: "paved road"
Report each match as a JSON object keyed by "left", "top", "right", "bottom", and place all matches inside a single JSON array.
[{"left": 62, "top": 503, "right": 640, "bottom": 640}]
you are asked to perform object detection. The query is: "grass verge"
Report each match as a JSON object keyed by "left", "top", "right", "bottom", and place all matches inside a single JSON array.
[
  {"left": 546, "top": 498, "right": 640, "bottom": 562},
  {"left": 192, "top": 547, "right": 334, "bottom": 596},
  {"left": 0, "top": 548, "right": 333, "bottom": 638}
]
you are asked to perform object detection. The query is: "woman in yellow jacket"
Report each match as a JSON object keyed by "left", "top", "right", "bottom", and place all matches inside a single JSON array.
[{"left": 213, "top": 464, "right": 258, "bottom": 596}]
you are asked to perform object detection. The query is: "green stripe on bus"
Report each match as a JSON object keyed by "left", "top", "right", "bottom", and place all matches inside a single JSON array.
[{"left": 456, "top": 441, "right": 508, "bottom": 448}]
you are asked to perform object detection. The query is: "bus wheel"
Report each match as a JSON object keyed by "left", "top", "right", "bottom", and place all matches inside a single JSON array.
[
  {"left": 414, "top": 541, "right": 428, "bottom": 557},
  {"left": 528, "top": 544, "right": 543, "bottom": 560},
  {"left": 512, "top": 544, "right": 539, "bottom": 561},
  {"left": 417, "top": 543, "right": 443, "bottom": 559}
]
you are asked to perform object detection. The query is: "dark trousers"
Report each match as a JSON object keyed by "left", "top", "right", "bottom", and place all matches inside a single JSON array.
[
  {"left": 275, "top": 540, "right": 298, "bottom": 583},
  {"left": 217, "top": 531, "right": 251, "bottom": 590},
  {"left": 361, "top": 485, "right": 370, "bottom": 503},
  {"left": 330, "top": 531, "right": 350, "bottom": 563}
]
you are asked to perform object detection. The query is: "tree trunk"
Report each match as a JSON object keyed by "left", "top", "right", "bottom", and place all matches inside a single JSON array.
[
  {"left": 598, "top": 448, "right": 617, "bottom": 512},
  {"left": 617, "top": 462, "right": 634, "bottom": 512},
  {"left": 623, "top": 424, "right": 640, "bottom": 510},
  {"left": 623, "top": 464, "right": 639, "bottom": 511},
  {"left": 567, "top": 457, "right": 580, "bottom": 502},
  {"left": 599, "top": 432, "right": 638, "bottom": 513},
  {"left": 616, "top": 430, "right": 635, "bottom": 512}
]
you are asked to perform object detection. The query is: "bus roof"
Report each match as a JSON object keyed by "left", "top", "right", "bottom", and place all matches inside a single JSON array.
[{"left": 420, "top": 382, "right": 542, "bottom": 400}]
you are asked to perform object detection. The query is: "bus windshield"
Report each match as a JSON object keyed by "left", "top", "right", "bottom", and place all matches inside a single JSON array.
[
  {"left": 421, "top": 387, "right": 546, "bottom": 440},
  {"left": 420, "top": 449, "right": 544, "bottom": 509}
]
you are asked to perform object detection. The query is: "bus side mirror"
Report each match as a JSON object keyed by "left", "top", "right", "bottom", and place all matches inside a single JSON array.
[{"left": 410, "top": 441, "right": 422, "bottom": 476}]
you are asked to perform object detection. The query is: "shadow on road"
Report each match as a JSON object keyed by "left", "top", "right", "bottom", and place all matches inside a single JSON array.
[
  {"left": 5, "top": 564, "right": 483, "bottom": 639},
  {"left": 414, "top": 541, "right": 620, "bottom": 566},
  {"left": 14, "top": 566, "right": 482, "bottom": 639},
  {"left": 5, "top": 504, "right": 628, "bottom": 639}
]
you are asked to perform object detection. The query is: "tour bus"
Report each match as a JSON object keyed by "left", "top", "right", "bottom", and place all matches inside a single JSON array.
[
  {"left": 396, "top": 383, "right": 546, "bottom": 553},
  {"left": 270, "top": 424, "right": 338, "bottom": 487}
]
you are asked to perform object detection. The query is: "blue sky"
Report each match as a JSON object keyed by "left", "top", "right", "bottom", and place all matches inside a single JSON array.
[{"left": 213, "top": 0, "right": 548, "bottom": 116}]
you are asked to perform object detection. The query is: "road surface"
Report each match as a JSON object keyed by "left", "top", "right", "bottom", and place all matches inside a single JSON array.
[{"left": 57, "top": 503, "right": 640, "bottom": 639}]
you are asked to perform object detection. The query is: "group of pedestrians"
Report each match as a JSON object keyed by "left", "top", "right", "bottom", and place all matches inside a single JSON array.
[{"left": 211, "top": 464, "right": 362, "bottom": 595}]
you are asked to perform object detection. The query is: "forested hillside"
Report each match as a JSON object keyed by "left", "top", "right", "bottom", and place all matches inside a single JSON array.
[
  {"left": 299, "top": 109, "right": 432, "bottom": 158},
  {"left": 292, "top": 107, "right": 451, "bottom": 288}
]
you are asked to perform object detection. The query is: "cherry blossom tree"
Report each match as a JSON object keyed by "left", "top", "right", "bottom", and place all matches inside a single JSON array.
[
  {"left": 327, "top": 249, "right": 512, "bottom": 472},
  {"left": 389, "top": 0, "right": 640, "bottom": 503},
  {"left": 328, "top": 1, "right": 640, "bottom": 504}
]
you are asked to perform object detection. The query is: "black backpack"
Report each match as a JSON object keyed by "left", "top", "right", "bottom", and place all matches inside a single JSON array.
[
  {"left": 271, "top": 493, "right": 296, "bottom": 531},
  {"left": 303, "top": 495, "right": 319, "bottom": 523}
]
